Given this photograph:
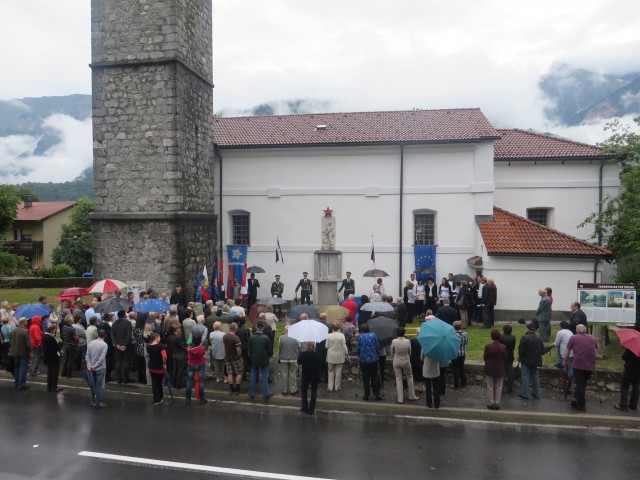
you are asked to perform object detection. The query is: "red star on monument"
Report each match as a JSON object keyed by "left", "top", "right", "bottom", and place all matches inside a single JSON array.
[{"left": 323, "top": 206, "right": 334, "bottom": 217}]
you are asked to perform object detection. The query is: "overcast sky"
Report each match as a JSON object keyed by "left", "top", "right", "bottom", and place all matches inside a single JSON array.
[{"left": 1, "top": 0, "right": 639, "bottom": 183}]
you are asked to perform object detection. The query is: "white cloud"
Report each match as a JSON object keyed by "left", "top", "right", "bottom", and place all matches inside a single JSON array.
[
  {"left": 1, "top": 0, "right": 639, "bottom": 181},
  {"left": 0, "top": 114, "right": 92, "bottom": 184}
]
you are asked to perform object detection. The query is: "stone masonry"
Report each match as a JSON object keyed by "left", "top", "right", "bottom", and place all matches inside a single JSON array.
[{"left": 90, "top": 0, "right": 216, "bottom": 296}]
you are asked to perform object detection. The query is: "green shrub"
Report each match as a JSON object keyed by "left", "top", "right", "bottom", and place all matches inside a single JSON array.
[
  {"left": 38, "top": 264, "right": 73, "bottom": 278},
  {"left": 0, "top": 251, "right": 29, "bottom": 276}
]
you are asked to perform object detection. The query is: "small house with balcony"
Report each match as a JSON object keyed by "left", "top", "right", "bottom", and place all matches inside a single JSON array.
[{"left": 3, "top": 197, "right": 76, "bottom": 269}]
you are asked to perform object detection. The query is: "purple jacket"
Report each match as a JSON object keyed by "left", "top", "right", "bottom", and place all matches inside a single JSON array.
[{"left": 566, "top": 333, "right": 597, "bottom": 372}]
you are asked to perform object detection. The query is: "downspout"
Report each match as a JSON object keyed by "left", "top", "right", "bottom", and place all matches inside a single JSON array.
[
  {"left": 593, "top": 159, "right": 605, "bottom": 282},
  {"left": 216, "top": 148, "right": 224, "bottom": 262},
  {"left": 399, "top": 143, "right": 404, "bottom": 295}
]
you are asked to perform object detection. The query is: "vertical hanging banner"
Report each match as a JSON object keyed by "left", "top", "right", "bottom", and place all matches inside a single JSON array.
[
  {"left": 227, "top": 245, "right": 248, "bottom": 298},
  {"left": 414, "top": 245, "right": 436, "bottom": 283}
]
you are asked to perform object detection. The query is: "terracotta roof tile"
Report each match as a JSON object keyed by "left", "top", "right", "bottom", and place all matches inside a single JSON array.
[
  {"left": 495, "top": 129, "right": 603, "bottom": 160},
  {"left": 213, "top": 109, "right": 499, "bottom": 147},
  {"left": 478, "top": 207, "right": 612, "bottom": 257},
  {"left": 15, "top": 202, "right": 76, "bottom": 222}
]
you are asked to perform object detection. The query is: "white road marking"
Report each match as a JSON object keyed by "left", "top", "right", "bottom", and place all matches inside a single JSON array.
[{"left": 78, "top": 451, "right": 336, "bottom": 480}]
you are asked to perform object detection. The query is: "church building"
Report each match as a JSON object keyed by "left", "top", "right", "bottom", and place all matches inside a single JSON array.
[{"left": 212, "top": 108, "right": 616, "bottom": 316}]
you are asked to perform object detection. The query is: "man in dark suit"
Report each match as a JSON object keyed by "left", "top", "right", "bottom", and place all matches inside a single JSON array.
[
  {"left": 295, "top": 272, "right": 313, "bottom": 305},
  {"left": 247, "top": 273, "right": 260, "bottom": 311},
  {"left": 338, "top": 272, "right": 355, "bottom": 299},
  {"left": 425, "top": 277, "right": 438, "bottom": 314},
  {"left": 437, "top": 298, "right": 457, "bottom": 325},
  {"left": 569, "top": 301, "right": 588, "bottom": 334}
]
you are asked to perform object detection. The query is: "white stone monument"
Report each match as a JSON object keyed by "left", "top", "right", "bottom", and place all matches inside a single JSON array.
[{"left": 314, "top": 207, "right": 342, "bottom": 306}]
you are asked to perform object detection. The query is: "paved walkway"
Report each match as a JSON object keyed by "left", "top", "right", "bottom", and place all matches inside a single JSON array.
[{"left": 3, "top": 367, "right": 639, "bottom": 430}]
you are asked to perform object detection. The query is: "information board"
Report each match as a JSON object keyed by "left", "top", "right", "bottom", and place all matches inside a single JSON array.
[{"left": 577, "top": 282, "right": 636, "bottom": 324}]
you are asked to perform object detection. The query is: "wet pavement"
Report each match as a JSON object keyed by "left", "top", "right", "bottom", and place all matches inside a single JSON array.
[
  {"left": 2, "top": 361, "right": 639, "bottom": 431},
  {"left": 1, "top": 374, "right": 640, "bottom": 480}
]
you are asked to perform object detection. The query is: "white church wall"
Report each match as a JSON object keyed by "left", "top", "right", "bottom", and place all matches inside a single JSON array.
[
  {"left": 494, "top": 161, "right": 620, "bottom": 240},
  {"left": 482, "top": 255, "right": 603, "bottom": 311}
]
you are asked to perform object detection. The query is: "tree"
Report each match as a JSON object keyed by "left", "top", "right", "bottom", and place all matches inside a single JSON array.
[
  {"left": 583, "top": 116, "right": 640, "bottom": 286},
  {"left": 0, "top": 184, "right": 21, "bottom": 236},
  {"left": 52, "top": 197, "right": 94, "bottom": 274}
]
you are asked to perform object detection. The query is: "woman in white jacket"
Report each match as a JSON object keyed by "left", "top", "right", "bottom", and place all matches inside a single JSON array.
[
  {"left": 390, "top": 328, "right": 420, "bottom": 403},
  {"left": 325, "top": 323, "right": 349, "bottom": 392}
]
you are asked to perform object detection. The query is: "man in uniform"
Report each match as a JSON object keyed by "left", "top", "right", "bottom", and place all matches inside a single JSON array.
[
  {"left": 338, "top": 272, "right": 355, "bottom": 299},
  {"left": 270, "top": 275, "right": 284, "bottom": 317},
  {"left": 295, "top": 272, "right": 313, "bottom": 305}
]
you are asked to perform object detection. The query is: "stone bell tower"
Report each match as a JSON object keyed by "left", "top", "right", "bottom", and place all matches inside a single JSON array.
[{"left": 90, "top": 0, "right": 217, "bottom": 295}]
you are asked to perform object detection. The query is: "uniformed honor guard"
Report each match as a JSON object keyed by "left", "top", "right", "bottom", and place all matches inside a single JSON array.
[
  {"left": 338, "top": 271, "right": 355, "bottom": 299},
  {"left": 295, "top": 272, "right": 313, "bottom": 305},
  {"left": 271, "top": 275, "right": 284, "bottom": 316}
]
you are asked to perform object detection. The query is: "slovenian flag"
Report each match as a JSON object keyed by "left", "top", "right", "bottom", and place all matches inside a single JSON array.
[{"left": 275, "top": 237, "right": 284, "bottom": 263}]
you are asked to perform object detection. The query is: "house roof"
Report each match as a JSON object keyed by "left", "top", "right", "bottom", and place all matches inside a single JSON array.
[
  {"left": 15, "top": 201, "right": 76, "bottom": 222},
  {"left": 477, "top": 207, "right": 612, "bottom": 258},
  {"left": 494, "top": 129, "right": 604, "bottom": 160},
  {"left": 213, "top": 109, "right": 500, "bottom": 148}
]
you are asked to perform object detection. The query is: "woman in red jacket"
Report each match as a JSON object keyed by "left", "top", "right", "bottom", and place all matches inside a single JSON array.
[
  {"left": 29, "top": 315, "right": 43, "bottom": 376},
  {"left": 185, "top": 333, "right": 207, "bottom": 406}
]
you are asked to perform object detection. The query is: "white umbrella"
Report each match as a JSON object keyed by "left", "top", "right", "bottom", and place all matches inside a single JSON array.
[
  {"left": 287, "top": 319, "right": 329, "bottom": 344},
  {"left": 360, "top": 301, "right": 395, "bottom": 312}
]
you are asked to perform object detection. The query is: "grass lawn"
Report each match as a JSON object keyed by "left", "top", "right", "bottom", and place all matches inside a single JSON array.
[{"left": 0, "top": 288, "right": 63, "bottom": 306}]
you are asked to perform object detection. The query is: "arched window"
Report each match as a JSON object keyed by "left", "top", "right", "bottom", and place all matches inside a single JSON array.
[
  {"left": 229, "top": 210, "right": 250, "bottom": 245},
  {"left": 414, "top": 210, "right": 436, "bottom": 245}
]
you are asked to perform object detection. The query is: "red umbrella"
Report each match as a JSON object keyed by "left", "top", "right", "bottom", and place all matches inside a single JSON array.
[
  {"left": 55, "top": 287, "right": 90, "bottom": 301},
  {"left": 88, "top": 279, "right": 128, "bottom": 294},
  {"left": 614, "top": 328, "right": 640, "bottom": 357}
]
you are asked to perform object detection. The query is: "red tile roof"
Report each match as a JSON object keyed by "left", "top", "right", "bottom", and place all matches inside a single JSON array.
[
  {"left": 213, "top": 109, "right": 499, "bottom": 147},
  {"left": 495, "top": 129, "right": 604, "bottom": 160},
  {"left": 15, "top": 201, "right": 76, "bottom": 222},
  {"left": 478, "top": 207, "right": 612, "bottom": 257}
]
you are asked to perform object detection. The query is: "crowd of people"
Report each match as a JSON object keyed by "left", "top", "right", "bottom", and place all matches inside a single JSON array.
[{"left": 1, "top": 280, "right": 639, "bottom": 416}]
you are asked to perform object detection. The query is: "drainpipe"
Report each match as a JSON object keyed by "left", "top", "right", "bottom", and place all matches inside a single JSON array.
[
  {"left": 399, "top": 144, "right": 405, "bottom": 295},
  {"left": 217, "top": 149, "right": 224, "bottom": 261},
  {"left": 593, "top": 159, "right": 604, "bottom": 282}
]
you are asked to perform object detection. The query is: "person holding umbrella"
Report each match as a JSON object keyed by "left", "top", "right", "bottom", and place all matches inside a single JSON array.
[
  {"left": 298, "top": 342, "right": 322, "bottom": 415},
  {"left": 614, "top": 346, "right": 640, "bottom": 413}
]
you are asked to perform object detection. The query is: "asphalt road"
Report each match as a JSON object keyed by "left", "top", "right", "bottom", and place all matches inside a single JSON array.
[{"left": 1, "top": 384, "right": 640, "bottom": 480}]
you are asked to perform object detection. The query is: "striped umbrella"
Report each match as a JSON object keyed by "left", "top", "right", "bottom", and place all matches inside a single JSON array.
[{"left": 88, "top": 279, "right": 128, "bottom": 294}]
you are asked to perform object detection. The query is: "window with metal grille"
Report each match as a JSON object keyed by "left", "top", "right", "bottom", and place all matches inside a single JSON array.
[
  {"left": 231, "top": 212, "right": 250, "bottom": 245},
  {"left": 414, "top": 212, "right": 435, "bottom": 245},
  {"left": 527, "top": 208, "right": 549, "bottom": 227}
]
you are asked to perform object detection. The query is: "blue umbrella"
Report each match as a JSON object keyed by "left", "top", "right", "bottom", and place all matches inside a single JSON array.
[
  {"left": 13, "top": 303, "right": 52, "bottom": 319},
  {"left": 133, "top": 299, "right": 171, "bottom": 314},
  {"left": 417, "top": 318, "right": 461, "bottom": 363}
]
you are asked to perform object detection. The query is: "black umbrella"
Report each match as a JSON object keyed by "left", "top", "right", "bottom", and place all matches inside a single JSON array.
[
  {"left": 247, "top": 265, "right": 265, "bottom": 274},
  {"left": 451, "top": 273, "right": 473, "bottom": 283},
  {"left": 289, "top": 304, "right": 320, "bottom": 322},
  {"left": 363, "top": 269, "right": 389, "bottom": 278},
  {"left": 367, "top": 316, "right": 399, "bottom": 348},
  {"left": 94, "top": 297, "right": 134, "bottom": 314},
  {"left": 257, "top": 297, "right": 287, "bottom": 306}
]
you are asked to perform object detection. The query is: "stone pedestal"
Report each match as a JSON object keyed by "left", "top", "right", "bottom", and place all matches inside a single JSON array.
[{"left": 314, "top": 250, "right": 342, "bottom": 306}]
